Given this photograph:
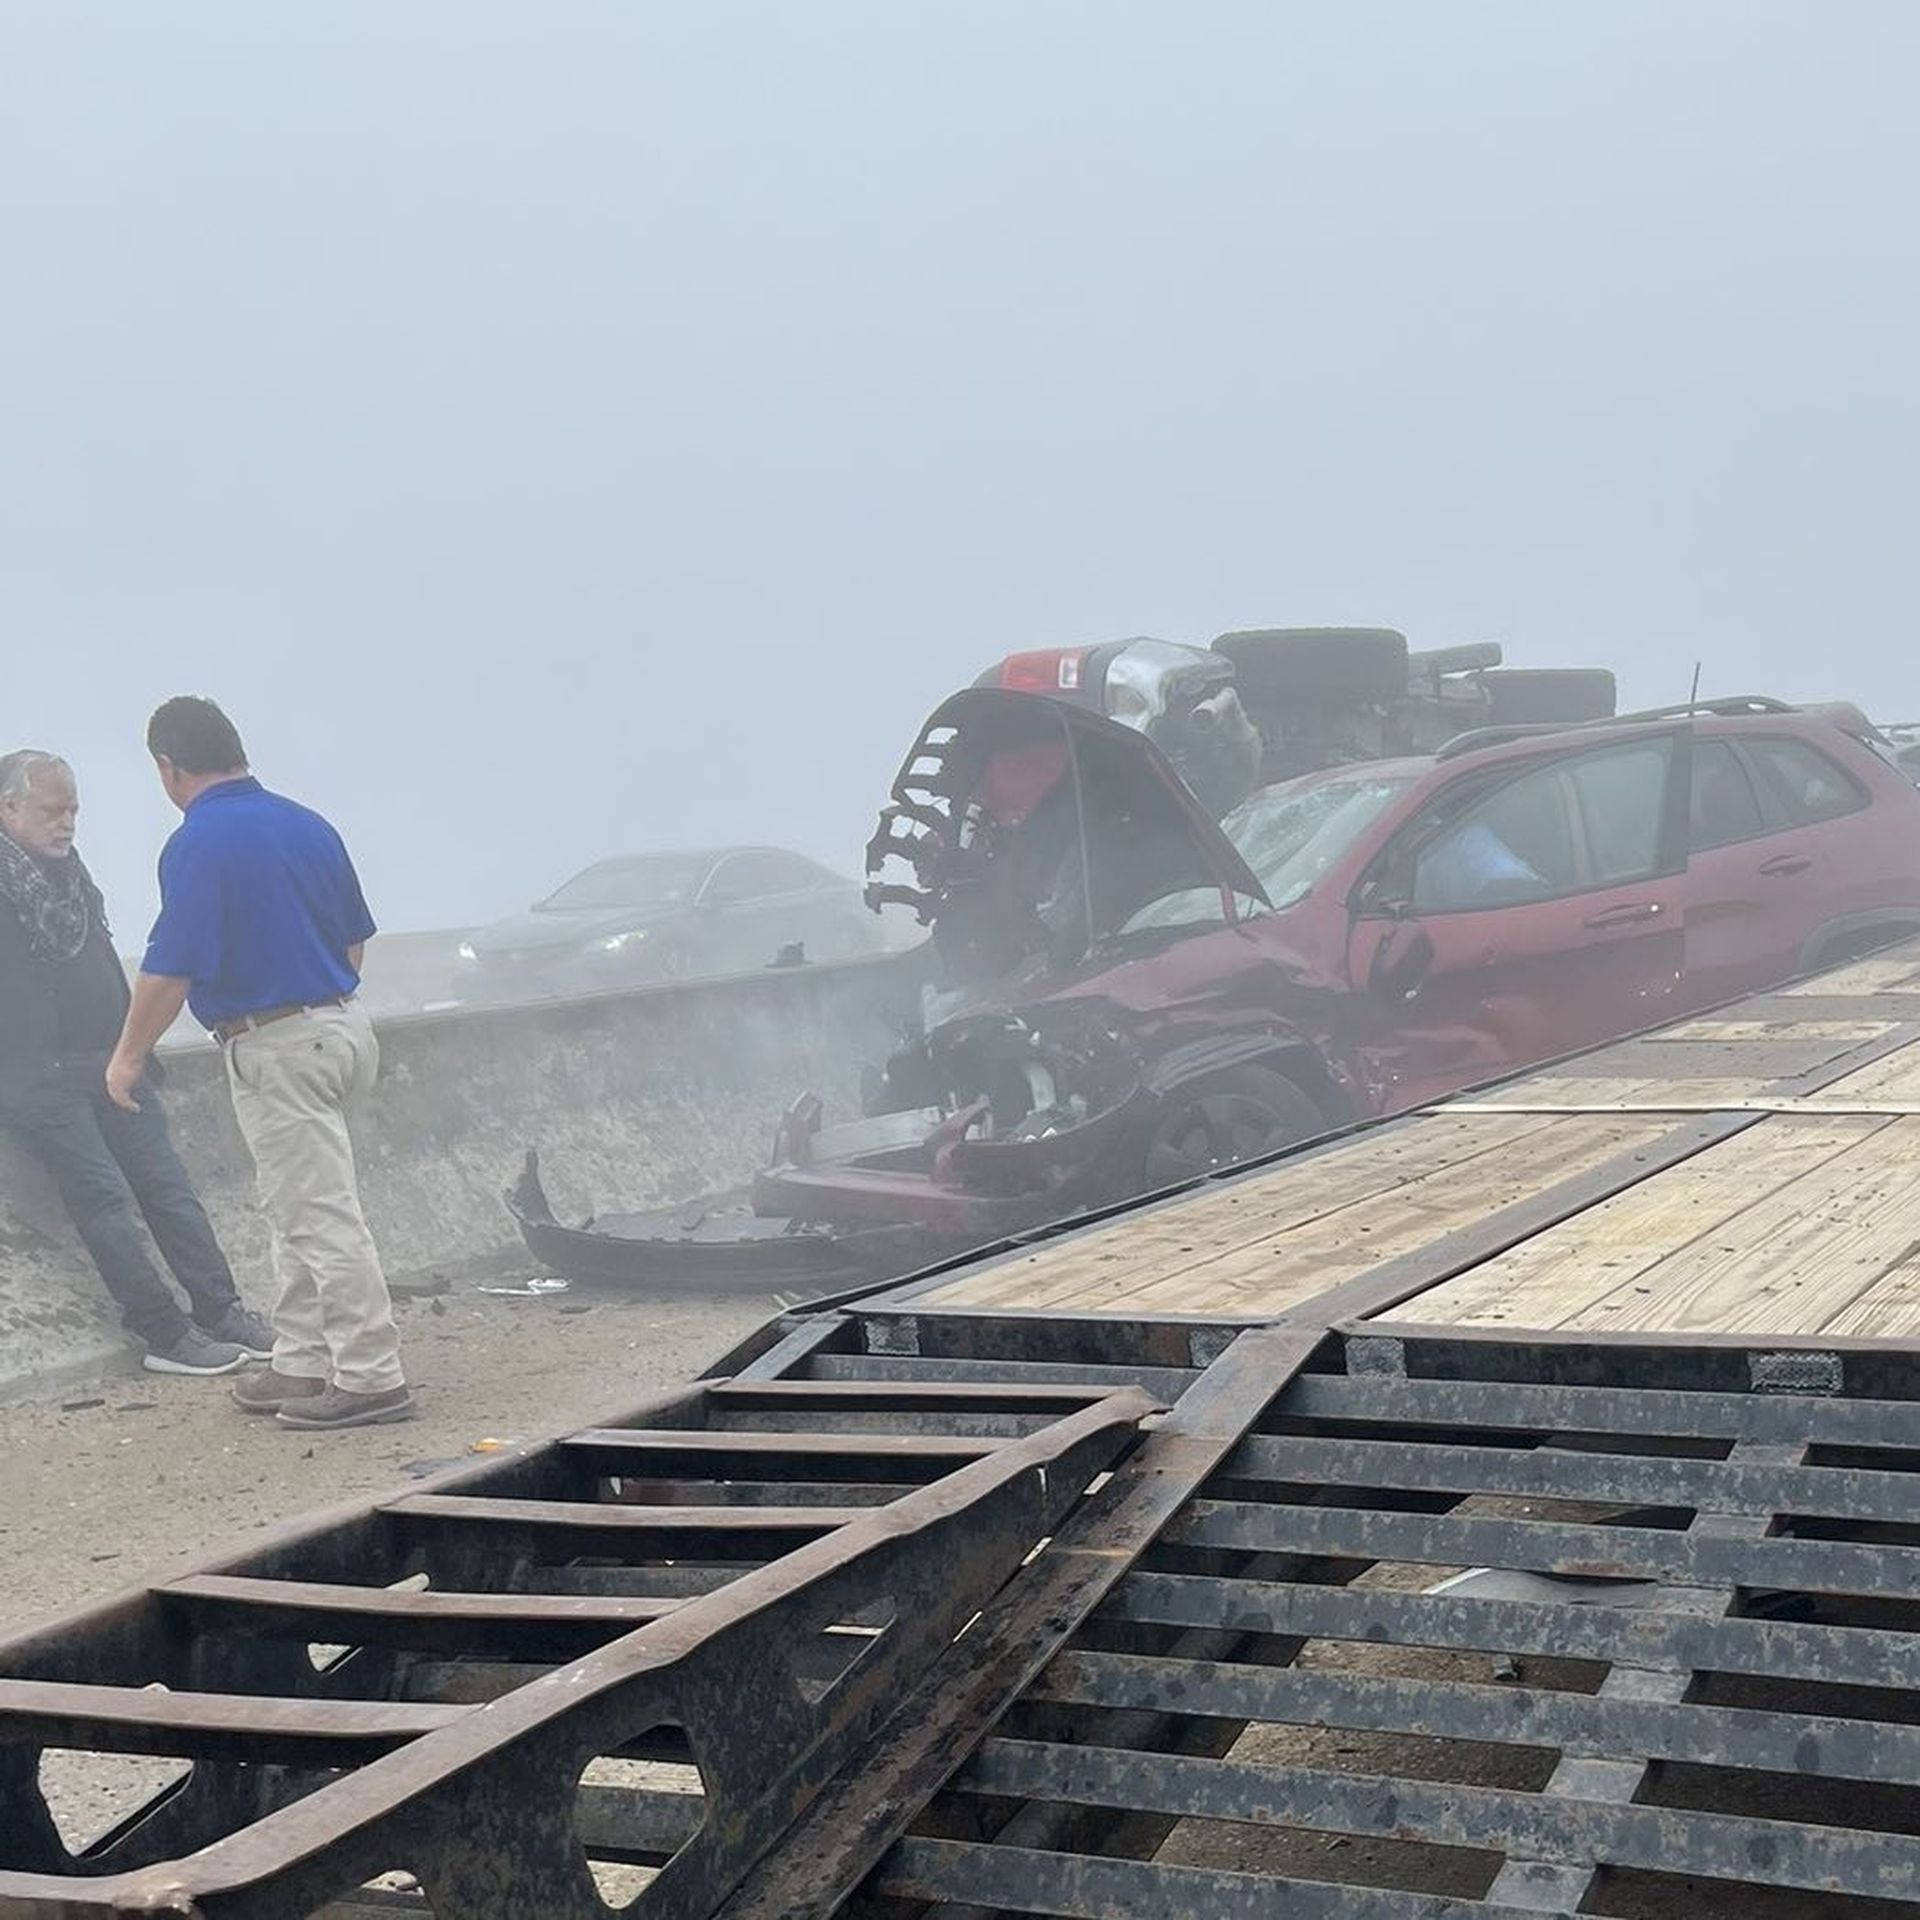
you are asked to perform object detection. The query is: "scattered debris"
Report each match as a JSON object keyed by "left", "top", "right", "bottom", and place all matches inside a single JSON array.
[{"left": 59, "top": 1398, "right": 105, "bottom": 1413}]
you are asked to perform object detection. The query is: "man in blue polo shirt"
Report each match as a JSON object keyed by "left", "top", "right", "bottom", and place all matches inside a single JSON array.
[{"left": 107, "top": 697, "right": 414, "bottom": 1430}]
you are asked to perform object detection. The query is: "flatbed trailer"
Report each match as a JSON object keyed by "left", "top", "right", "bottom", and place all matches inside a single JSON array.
[{"left": 10, "top": 946, "right": 1920, "bottom": 1915}]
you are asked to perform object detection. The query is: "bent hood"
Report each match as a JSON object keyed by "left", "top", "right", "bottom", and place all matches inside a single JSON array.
[{"left": 865, "top": 687, "right": 1269, "bottom": 987}]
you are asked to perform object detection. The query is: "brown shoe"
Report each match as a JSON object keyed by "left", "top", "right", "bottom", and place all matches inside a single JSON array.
[
  {"left": 276, "top": 1383, "right": 417, "bottom": 1430},
  {"left": 233, "top": 1368, "right": 327, "bottom": 1414}
]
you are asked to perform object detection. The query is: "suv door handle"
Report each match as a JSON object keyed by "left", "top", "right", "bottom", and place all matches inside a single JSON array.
[
  {"left": 1759, "top": 854, "right": 1813, "bottom": 877},
  {"left": 1583, "top": 902, "right": 1665, "bottom": 930}
]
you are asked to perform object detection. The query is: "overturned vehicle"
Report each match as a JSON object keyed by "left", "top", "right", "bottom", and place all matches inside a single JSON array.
[
  {"left": 510, "top": 687, "right": 1358, "bottom": 1286},
  {"left": 977, "top": 625, "right": 1621, "bottom": 815}
]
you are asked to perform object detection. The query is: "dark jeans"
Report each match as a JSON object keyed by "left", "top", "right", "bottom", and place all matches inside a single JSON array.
[{"left": 2, "top": 1060, "right": 239, "bottom": 1351}]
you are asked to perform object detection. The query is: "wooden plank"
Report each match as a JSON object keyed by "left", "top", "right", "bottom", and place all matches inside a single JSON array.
[
  {"left": 1147, "top": 1117, "right": 1671, "bottom": 1317},
  {"left": 1565, "top": 1115, "right": 1920, "bottom": 1336},
  {"left": 1457, "top": 1074, "right": 1779, "bottom": 1111},
  {"left": 954, "top": 1116, "right": 1667, "bottom": 1321},
  {"left": 1391, "top": 1115, "right": 1885, "bottom": 1329},
  {"left": 1446, "top": 1020, "right": 1920, "bottom": 1118},
  {"left": 1645, "top": 1018, "right": 1896, "bottom": 1043},
  {"left": 917, "top": 1113, "right": 1557, "bottom": 1313},
  {"left": 1808, "top": 1043, "right": 1920, "bottom": 1105},
  {"left": 1821, "top": 1245, "right": 1920, "bottom": 1338},
  {"left": 1450, "top": 1097, "right": 1920, "bottom": 1115},
  {"left": 1787, "top": 1119, "right": 1920, "bottom": 1337},
  {"left": 1782, "top": 953, "right": 1920, "bottom": 995},
  {"left": 1589, "top": 1026, "right": 1899, "bottom": 1085}
]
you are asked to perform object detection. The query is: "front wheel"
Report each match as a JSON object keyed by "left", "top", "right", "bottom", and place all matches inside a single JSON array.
[{"left": 1136, "top": 1064, "right": 1325, "bottom": 1193}]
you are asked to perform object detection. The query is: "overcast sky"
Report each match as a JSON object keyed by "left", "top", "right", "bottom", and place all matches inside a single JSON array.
[{"left": 4, "top": 2, "right": 1916, "bottom": 939}]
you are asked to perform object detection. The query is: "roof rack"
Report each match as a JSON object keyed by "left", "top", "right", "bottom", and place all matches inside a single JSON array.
[
  {"left": 1434, "top": 723, "right": 1585, "bottom": 759},
  {"left": 1612, "top": 693, "right": 1796, "bottom": 722},
  {"left": 1434, "top": 694, "right": 1800, "bottom": 761}
]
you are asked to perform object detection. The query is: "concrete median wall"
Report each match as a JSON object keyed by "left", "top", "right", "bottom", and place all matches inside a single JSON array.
[{"left": 0, "top": 954, "right": 924, "bottom": 1399}]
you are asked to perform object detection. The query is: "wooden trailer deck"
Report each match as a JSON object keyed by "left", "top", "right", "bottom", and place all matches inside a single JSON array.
[{"left": 900, "top": 944, "right": 1920, "bottom": 1334}]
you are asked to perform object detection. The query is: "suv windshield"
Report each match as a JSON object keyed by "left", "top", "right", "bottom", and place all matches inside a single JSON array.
[
  {"left": 1122, "top": 774, "right": 1412, "bottom": 933},
  {"left": 539, "top": 855, "right": 710, "bottom": 912}
]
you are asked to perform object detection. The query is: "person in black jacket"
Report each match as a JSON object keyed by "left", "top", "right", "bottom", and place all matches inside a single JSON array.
[{"left": 0, "top": 749, "right": 270, "bottom": 1375}]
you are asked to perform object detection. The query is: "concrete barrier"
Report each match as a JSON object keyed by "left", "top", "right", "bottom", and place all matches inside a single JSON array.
[{"left": 0, "top": 953, "right": 925, "bottom": 1400}]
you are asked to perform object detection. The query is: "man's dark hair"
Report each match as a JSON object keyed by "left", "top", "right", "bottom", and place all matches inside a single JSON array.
[{"left": 147, "top": 697, "right": 248, "bottom": 775}]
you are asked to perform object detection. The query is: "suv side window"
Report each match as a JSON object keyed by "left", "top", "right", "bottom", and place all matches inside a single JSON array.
[
  {"left": 1410, "top": 764, "right": 1578, "bottom": 911},
  {"left": 1688, "top": 739, "right": 1768, "bottom": 851},
  {"left": 1744, "top": 737, "right": 1869, "bottom": 826},
  {"left": 1409, "top": 737, "right": 1672, "bottom": 912}
]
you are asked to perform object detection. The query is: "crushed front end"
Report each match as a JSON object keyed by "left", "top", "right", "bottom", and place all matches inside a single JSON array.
[{"left": 755, "top": 999, "right": 1152, "bottom": 1238}]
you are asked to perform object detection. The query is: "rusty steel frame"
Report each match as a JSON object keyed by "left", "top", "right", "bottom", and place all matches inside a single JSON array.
[
  {"left": 0, "top": 1382, "right": 1153, "bottom": 1918},
  {"left": 867, "top": 1324, "right": 1920, "bottom": 1916}
]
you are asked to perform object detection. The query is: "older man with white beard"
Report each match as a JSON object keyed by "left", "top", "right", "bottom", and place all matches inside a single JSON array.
[{"left": 0, "top": 749, "right": 270, "bottom": 1374}]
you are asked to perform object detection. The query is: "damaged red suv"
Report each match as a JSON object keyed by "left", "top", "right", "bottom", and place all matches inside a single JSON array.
[{"left": 751, "top": 688, "right": 1920, "bottom": 1245}]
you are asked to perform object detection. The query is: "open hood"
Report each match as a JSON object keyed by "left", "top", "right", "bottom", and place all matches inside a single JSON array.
[{"left": 866, "top": 687, "right": 1269, "bottom": 986}]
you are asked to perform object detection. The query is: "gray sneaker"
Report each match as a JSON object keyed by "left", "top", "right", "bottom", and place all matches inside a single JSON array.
[
  {"left": 202, "top": 1304, "right": 274, "bottom": 1361},
  {"left": 145, "top": 1327, "right": 250, "bottom": 1376}
]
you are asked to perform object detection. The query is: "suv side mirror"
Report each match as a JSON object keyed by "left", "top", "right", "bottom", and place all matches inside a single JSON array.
[{"left": 1369, "top": 917, "right": 1434, "bottom": 1000}]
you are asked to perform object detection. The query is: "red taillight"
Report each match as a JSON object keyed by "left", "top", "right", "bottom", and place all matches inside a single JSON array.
[{"left": 998, "top": 648, "right": 1089, "bottom": 694}]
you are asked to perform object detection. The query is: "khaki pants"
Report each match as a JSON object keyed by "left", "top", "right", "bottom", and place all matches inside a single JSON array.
[{"left": 224, "top": 1002, "right": 405, "bottom": 1394}]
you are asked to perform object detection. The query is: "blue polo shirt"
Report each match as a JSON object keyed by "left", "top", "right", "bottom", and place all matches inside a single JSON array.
[{"left": 142, "top": 778, "right": 378, "bottom": 1028}]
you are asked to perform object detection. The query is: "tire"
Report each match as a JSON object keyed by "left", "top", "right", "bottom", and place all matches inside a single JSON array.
[
  {"left": 1136, "top": 1064, "right": 1325, "bottom": 1194},
  {"left": 1212, "top": 628, "right": 1409, "bottom": 705},
  {"left": 1481, "top": 667, "right": 1617, "bottom": 726}
]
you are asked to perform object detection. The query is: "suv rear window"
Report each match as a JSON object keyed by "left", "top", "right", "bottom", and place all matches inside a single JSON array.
[{"left": 1744, "top": 737, "right": 1868, "bottom": 826}]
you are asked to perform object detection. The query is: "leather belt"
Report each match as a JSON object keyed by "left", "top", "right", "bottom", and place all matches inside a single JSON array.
[{"left": 214, "top": 997, "right": 348, "bottom": 1045}]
